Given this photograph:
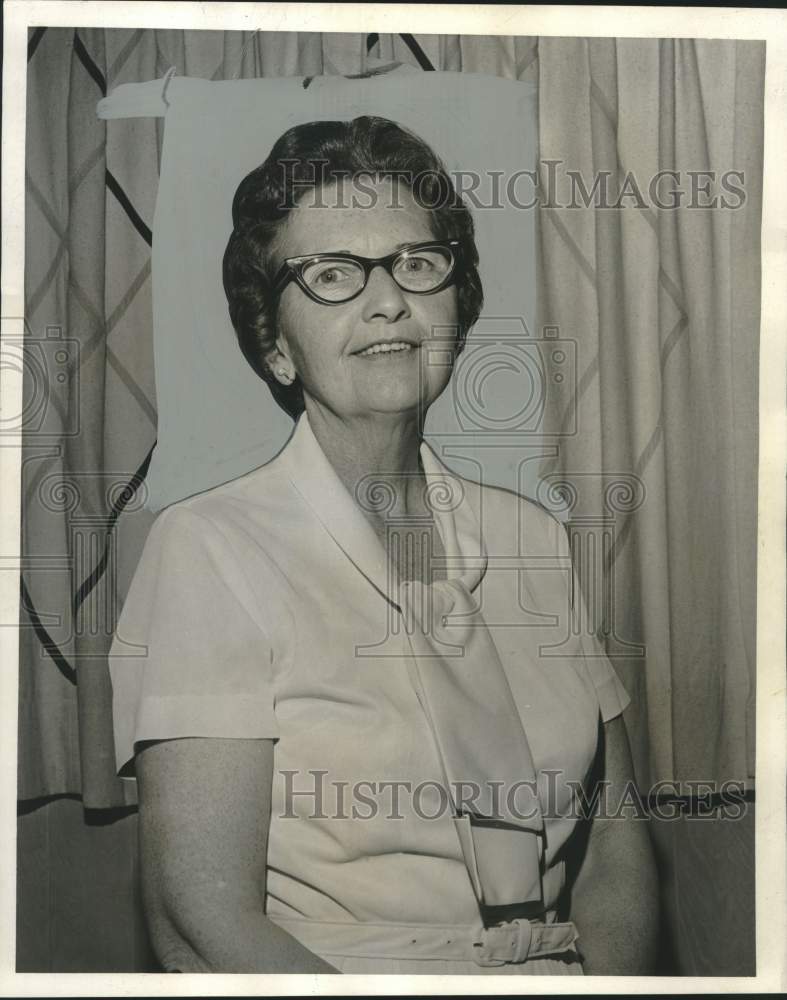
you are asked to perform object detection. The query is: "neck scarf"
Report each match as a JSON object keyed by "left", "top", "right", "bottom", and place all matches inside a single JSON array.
[
  {"left": 282, "top": 412, "right": 545, "bottom": 910},
  {"left": 399, "top": 459, "right": 545, "bottom": 908}
]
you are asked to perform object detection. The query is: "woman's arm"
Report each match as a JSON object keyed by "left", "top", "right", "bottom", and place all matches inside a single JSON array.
[
  {"left": 136, "top": 736, "right": 339, "bottom": 973},
  {"left": 568, "top": 715, "right": 659, "bottom": 975}
]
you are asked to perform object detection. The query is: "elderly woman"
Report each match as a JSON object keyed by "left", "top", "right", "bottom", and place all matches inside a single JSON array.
[{"left": 109, "top": 116, "right": 657, "bottom": 975}]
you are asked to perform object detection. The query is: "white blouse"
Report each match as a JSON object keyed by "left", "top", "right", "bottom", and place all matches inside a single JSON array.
[{"left": 109, "top": 410, "right": 630, "bottom": 933}]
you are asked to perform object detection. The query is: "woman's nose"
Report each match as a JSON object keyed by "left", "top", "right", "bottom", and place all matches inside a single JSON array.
[{"left": 360, "top": 265, "right": 410, "bottom": 323}]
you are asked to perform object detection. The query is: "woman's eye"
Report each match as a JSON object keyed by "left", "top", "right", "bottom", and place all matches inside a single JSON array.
[
  {"left": 314, "top": 266, "right": 349, "bottom": 284},
  {"left": 401, "top": 256, "right": 433, "bottom": 272},
  {"left": 305, "top": 262, "right": 359, "bottom": 288}
]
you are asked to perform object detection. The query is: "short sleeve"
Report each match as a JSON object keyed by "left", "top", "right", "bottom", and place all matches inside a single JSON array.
[
  {"left": 108, "top": 505, "right": 279, "bottom": 778},
  {"left": 555, "top": 518, "right": 632, "bottom": 723}
]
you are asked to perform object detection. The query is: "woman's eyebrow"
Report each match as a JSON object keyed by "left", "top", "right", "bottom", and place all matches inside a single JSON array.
[
  {"left": 290, "top": 239, "right": 433, "bottom": 261},
  {"left": 321, "top": 241, "right": 429, "bottom": 256}
]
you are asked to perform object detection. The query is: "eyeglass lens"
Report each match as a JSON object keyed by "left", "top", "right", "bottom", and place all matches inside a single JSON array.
[{"left": 300, "top": 247, "right": 454, "bottom": 302}]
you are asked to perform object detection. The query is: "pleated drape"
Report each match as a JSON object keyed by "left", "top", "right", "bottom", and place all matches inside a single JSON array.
[
  {"left": 535, "top": 38, "right": 762, "bottom": 788},
  {"left": 22, "top": 29, "right": 366, "bottom": 807},
  {"left": 20, "top": 30, "right": 761, "bottom": 808}
]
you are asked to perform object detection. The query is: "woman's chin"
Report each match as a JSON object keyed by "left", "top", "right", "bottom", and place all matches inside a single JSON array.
[
  {"left": 366, "top": 395, "right": 427, "bottom": 416},
  {"left": 348, "top": 392, "right": 426, "bottom": 419},
  {"left": 358, "top": 381, "right": 450, "bottom": 418}
]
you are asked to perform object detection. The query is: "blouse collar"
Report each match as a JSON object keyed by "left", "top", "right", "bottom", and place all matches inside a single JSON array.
[{"left": 277, "top": 410, "right": 487, "bottom": 608}]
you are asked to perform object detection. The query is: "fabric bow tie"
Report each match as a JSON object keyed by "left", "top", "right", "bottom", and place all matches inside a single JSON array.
[{"left": 398, "top": 470, "right": 545, "bottom": 909}]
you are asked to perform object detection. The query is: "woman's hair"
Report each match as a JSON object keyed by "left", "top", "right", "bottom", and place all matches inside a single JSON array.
[{"left": 222, "top": 116, "right": 484, "bottom": 418}]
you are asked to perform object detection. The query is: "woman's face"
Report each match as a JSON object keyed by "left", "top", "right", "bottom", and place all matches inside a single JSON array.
[{"left": 268, "top": 176, "right": 459, "bottom": 421}]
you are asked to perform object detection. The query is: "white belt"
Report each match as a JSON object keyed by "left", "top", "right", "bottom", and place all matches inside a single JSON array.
[{"left": 269, "top": 914, "right": 580, "bottom": 967}]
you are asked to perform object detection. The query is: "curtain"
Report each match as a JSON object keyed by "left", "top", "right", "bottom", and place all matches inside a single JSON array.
[
  {"left": 536, "top": 38, "right": 762, "bottom": 788},
  {"left": 21, "top": 29, "right": 358, "bottom": 807},
  {"left": 20, "top": 29, "right": 760, "bottom": 809}
]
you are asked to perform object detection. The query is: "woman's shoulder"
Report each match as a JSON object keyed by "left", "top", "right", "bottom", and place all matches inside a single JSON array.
[
  {"left": 154, "top": 451, "right": 293, "bottom": 527},
  {"left": 145, "top": 455, "right": 296, "bottom": 563}
]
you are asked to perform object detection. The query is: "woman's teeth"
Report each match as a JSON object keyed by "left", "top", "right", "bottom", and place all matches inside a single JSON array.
[{"left": 357, "top": 342, "right": 414, "bottom": 356}]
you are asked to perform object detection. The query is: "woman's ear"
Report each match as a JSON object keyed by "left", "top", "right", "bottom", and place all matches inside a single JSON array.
[{"left": 265, "top": 333, "right": 296, "bottom": 387}]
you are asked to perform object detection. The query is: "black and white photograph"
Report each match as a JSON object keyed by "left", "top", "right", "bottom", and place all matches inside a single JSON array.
[{"left": 2, "top": 1, "right": 785, "bottom": 991}]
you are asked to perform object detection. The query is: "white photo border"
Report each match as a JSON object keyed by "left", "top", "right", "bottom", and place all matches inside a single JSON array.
[{"left": 2, "top": 2, "right": 785, "bottom": 995}]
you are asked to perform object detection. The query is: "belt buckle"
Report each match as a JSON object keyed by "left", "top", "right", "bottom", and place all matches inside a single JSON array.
[{"left": 472, "top": 919, "right": 532, "bottom": 967}]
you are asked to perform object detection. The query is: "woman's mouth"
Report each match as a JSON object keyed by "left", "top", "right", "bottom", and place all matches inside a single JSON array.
[{"left": 355, "top": 341, "right": 418, "bottom": 358}]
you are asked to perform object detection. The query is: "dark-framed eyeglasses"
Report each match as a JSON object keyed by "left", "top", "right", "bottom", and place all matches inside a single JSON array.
[{"left": 272, "top": 239, "right": 462, "bottom": 305}]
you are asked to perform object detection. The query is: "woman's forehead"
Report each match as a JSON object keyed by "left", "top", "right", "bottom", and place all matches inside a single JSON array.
[{"left": 280, "top": 177, "right": 436, "bottom": 257}]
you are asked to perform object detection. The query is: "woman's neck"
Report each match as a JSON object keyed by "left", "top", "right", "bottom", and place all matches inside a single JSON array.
[{"left": 303, "top": 402, "right": 426, "bottom": 518}]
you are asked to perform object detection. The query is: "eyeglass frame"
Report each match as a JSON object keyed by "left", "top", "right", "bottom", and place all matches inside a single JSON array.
[{"left": 271, "top": 239, "right": 463, "bottom": 306}]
